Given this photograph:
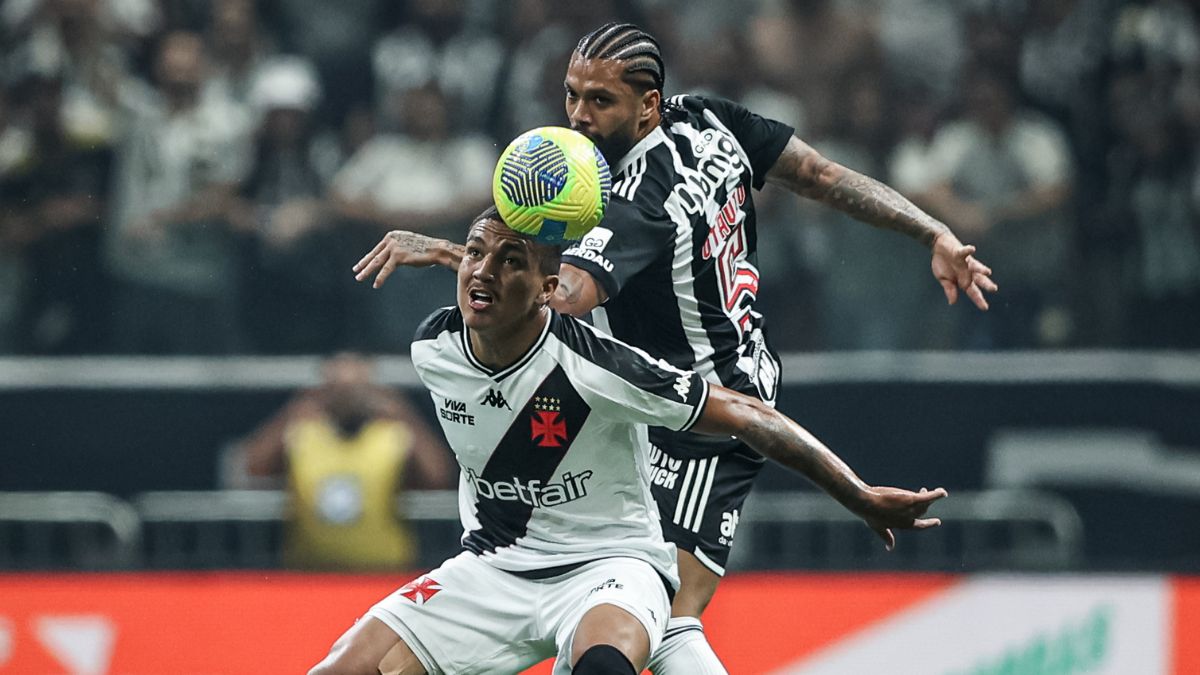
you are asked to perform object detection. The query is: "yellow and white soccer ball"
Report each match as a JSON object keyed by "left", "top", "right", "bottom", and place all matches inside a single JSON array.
[{"left": 492, "top": 126, "right": 612, "bottom": 244}]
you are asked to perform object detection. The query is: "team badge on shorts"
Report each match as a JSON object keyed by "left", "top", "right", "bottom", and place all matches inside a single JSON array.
[
  {"left": 398, "top": 575, "right": 443, "bottom": 605},
  {"left": 531, "top": 396, "right": 567, "bottom": 447}
]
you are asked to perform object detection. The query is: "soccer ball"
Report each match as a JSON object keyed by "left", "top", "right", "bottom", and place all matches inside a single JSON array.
[{"left": 493, "top": 126, "right": 612, "bottom": 244}]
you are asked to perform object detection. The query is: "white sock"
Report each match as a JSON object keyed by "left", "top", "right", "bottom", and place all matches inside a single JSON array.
[{"left": 647, "top": 616, "right": 727, "bottom": 674}]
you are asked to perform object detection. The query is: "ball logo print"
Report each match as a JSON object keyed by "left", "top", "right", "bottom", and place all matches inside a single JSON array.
[{"left": 493, "top": 126, "right": 612, "bottom": 244}]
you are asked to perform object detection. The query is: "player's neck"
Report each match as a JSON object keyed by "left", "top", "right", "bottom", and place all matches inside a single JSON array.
[{"left": 468, "top": 308, "right": 549, "bottom": 370}]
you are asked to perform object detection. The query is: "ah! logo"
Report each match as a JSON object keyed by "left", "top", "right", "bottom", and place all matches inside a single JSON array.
[{"left": 398, "top": 576, "right": 443, "bottom": 605}]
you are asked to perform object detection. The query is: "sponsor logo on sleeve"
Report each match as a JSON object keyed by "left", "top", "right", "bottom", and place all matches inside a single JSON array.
[{"left": 563, "top": 227, "right": 615, "bottom": 272}]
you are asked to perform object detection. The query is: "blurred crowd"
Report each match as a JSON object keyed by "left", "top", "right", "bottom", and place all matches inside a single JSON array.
[{"left": 0, "top": 0, "right": 1197, "bottom": 355}]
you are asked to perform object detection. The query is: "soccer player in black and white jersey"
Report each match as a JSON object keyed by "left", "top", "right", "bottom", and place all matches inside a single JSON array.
[
  {"left": 353, "top": 22, "right": 995, "bottom": 674},
  {"left": 317, "top": 208, "right": 945, "bottom": 675}
]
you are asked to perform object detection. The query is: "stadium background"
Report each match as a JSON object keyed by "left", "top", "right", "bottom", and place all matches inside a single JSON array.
[{"left": 1, "top": 0, "right": 1199, "bottom": 673}]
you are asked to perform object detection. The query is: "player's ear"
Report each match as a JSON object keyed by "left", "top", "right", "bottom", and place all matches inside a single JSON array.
[
  {"left": 539, "top": 274, "right": 560, "bottom": 307},
  {"left": 643, "top": 89, "right": 660, "bottom": 120}
]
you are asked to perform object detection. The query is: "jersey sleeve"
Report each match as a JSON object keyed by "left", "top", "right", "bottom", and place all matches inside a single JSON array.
[
  {"left": 412, "top": 306, "right": 460, "bottom": 344},
  {"left": 560, "top": 196, "right": 673, "bottom": 301},
  {"left": 553, "top": 315, "right": 709, "bottom": 431},
  {"left": 691, "top": 95, "right": 794, "bottom": 189},
  {"left": 410, "top": 306, "right": 460, "bottom": 382}
]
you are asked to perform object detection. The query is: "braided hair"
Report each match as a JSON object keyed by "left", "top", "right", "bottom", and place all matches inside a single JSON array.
[{"left": 574, "top": 22, "right": 686, "bottom": 125}]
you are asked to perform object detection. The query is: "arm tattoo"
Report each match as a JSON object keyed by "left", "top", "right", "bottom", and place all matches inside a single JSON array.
[
  {"left": 558, "top": 275, "right": 584, "bottom": 305},
  {"left": 388, "top": 231, "right": 463, "bottom": 270},
  {"left": 743, "top": 404, "right": 867, "bottom": 509},
  {"left": 770, "top": 139, "right": 949, "bottom": 248},
  {"left": 388, "top": 230, "right": 435, "bottom": 255},
  {"left": 823, "top": 168, "right": 950, "bottom": 248}
]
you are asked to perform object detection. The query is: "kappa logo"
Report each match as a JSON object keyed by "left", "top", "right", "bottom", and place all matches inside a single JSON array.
[
  {"left": 481, "top": 388, "right": 511, "bottom": 410},
  {"left": 531, "top": 395, "right": 568, "bottom": 447},
  {"left": 673, "top": 374, "right": 691, "bottom": 401},
  {"left": 399, "top": 575, "right": 443, "bottom": 605}
]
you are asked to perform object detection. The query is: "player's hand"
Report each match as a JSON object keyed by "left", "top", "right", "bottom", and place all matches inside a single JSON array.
[
  {"left": 859, "top": 486, "right": 947, "bottom": 551},
  {"left": 353, "top": 230, "right": 449, "bottom": 288},
  {"left": 932, "top": 232, "right": 997, "bottom": 311}
]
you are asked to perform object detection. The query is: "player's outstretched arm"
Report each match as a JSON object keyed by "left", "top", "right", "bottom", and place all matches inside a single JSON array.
[
  {"left": 765, "top": 136, "right": 998, "bottom": 311},
  {"left": 692, "top": 385, "right": 946, "bottom": 550},
  {"left": 353, "top": 230, "right": 465, "bottom": 288}
]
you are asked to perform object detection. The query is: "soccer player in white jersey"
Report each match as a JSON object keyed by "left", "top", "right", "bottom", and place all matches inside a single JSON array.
[{"left": 314, "top": 208, "right": 946, "bottom": 675}]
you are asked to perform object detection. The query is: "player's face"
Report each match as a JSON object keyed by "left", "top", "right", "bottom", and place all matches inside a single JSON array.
[
  {"left": 458, "top": 219, "right": 557, "bottom": 335},
  {"left": 564, "top": 55, "right": 653, "bottom": 164}
]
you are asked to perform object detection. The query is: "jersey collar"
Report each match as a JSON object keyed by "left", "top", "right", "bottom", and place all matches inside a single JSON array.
[
  {"left": 460, "top": 311, "right": 553, "bottom": 381},
  {"left": 612, "top": 126, "right": 666, "bottom": 178}
]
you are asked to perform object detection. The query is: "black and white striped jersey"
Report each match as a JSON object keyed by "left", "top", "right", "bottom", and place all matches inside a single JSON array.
[
  {"left": 411, "top": 307, "right": 710, "bottom": 585},
  {"left": 562, "top": 96, "right": 792, "bottom": 436}
]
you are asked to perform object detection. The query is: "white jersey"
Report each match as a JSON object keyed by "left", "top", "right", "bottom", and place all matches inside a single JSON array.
[{"left": 411, "top": 307, "right": 711, "bottom": 587}]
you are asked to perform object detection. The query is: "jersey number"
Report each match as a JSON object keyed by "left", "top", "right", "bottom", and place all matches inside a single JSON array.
[{"left": 715, "top": 223, "right": 759, "bottom": 335}]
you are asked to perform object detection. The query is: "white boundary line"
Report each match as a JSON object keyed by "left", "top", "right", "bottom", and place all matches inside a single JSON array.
[{"left": 0, "top": 351, "right": 1197, "bottom": 389}]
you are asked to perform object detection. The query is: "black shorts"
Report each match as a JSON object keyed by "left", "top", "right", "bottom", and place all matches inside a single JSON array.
[{"left": 647, "top": 433, "right": 765, "bottom": 576}]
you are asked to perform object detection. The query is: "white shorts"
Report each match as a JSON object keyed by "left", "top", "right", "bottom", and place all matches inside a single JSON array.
[{"left": 365, "top": 552, "right": 670, "bottom": 674}]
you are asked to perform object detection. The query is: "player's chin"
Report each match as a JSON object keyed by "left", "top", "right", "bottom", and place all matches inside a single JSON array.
[{"left": 461, "top": 304, "right": 496, "bottom": 329}]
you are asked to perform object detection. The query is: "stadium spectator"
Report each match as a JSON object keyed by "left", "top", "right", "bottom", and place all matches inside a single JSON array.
[
  {"left": 0, "top": 84, "right": 30, "bottom": 353},
  {"left": 203, "top": 0, "right": 273, "bottom": 111},
  {"left": 104, "top": 31, "right": 252, "bottom": 353},
  {"left": 0, "top": 61, "right": 112, "bottom": 353},
  {"left": 241, "top": 352, "right": 452, "bottom": 571},
  {"left": 913, "top": 66, "right": 1075, "bottom": 349},
  {"left": 877, "top": 0, "right": 968, "bottom": 103},
  {"left": 799, "top": 67, "right": 944, "bottom": 350},
  {"left": 371, "top": 0, "right": 503, "bottom": 133},
  {"left": 273, "top": 0, "right": 381, "bottom": 127},
  {"left": 0, "top": 0, "right": 1195, "bottom": 354},
  {"left": 1103, "top": 69, "right": 1200, "bottom": 348},
  {"left": 746, "top": 0, "right": 879, "bottom": 140},
  {"left": 1103, "top": 0, "right": 1200, "bottom": 348},
  {"left": 229, "top": 55, "right": 347, "bottom": 354},
  {"left": 490, "top": 0, "right": 574, "bottom": 143},
  {"left": 331, "top": 82, "right": 496, "bottom": 351},
  {"left": 1, "top": 0, "right": 156, "bottom": 146}
]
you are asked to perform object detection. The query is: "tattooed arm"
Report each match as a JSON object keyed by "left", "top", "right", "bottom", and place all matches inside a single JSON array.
[
  {"left": 353, "top": 230, "right": 465, "bottom": 288},
  {"left": 353, "top": 230, "right": 613, "bottom": 320},
  {"left": 352, "top": 230, "right": 612, "bottom": 320},
  {"left": 693, "top": 384, "right": 947, "bottom": 550},
  {"left": 765, "top": 136, "right": 998, "bottom": 309},
  {"left": 766, "top": 136, "right": 951, "bottom": 244},
  {"left": 550, "top": 263, "right": 608, "bottom": 317}
]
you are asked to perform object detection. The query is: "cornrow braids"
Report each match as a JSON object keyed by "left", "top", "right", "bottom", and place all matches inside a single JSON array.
[{"left": 575, "top": 22, "right": 686, "bottom": 125}]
